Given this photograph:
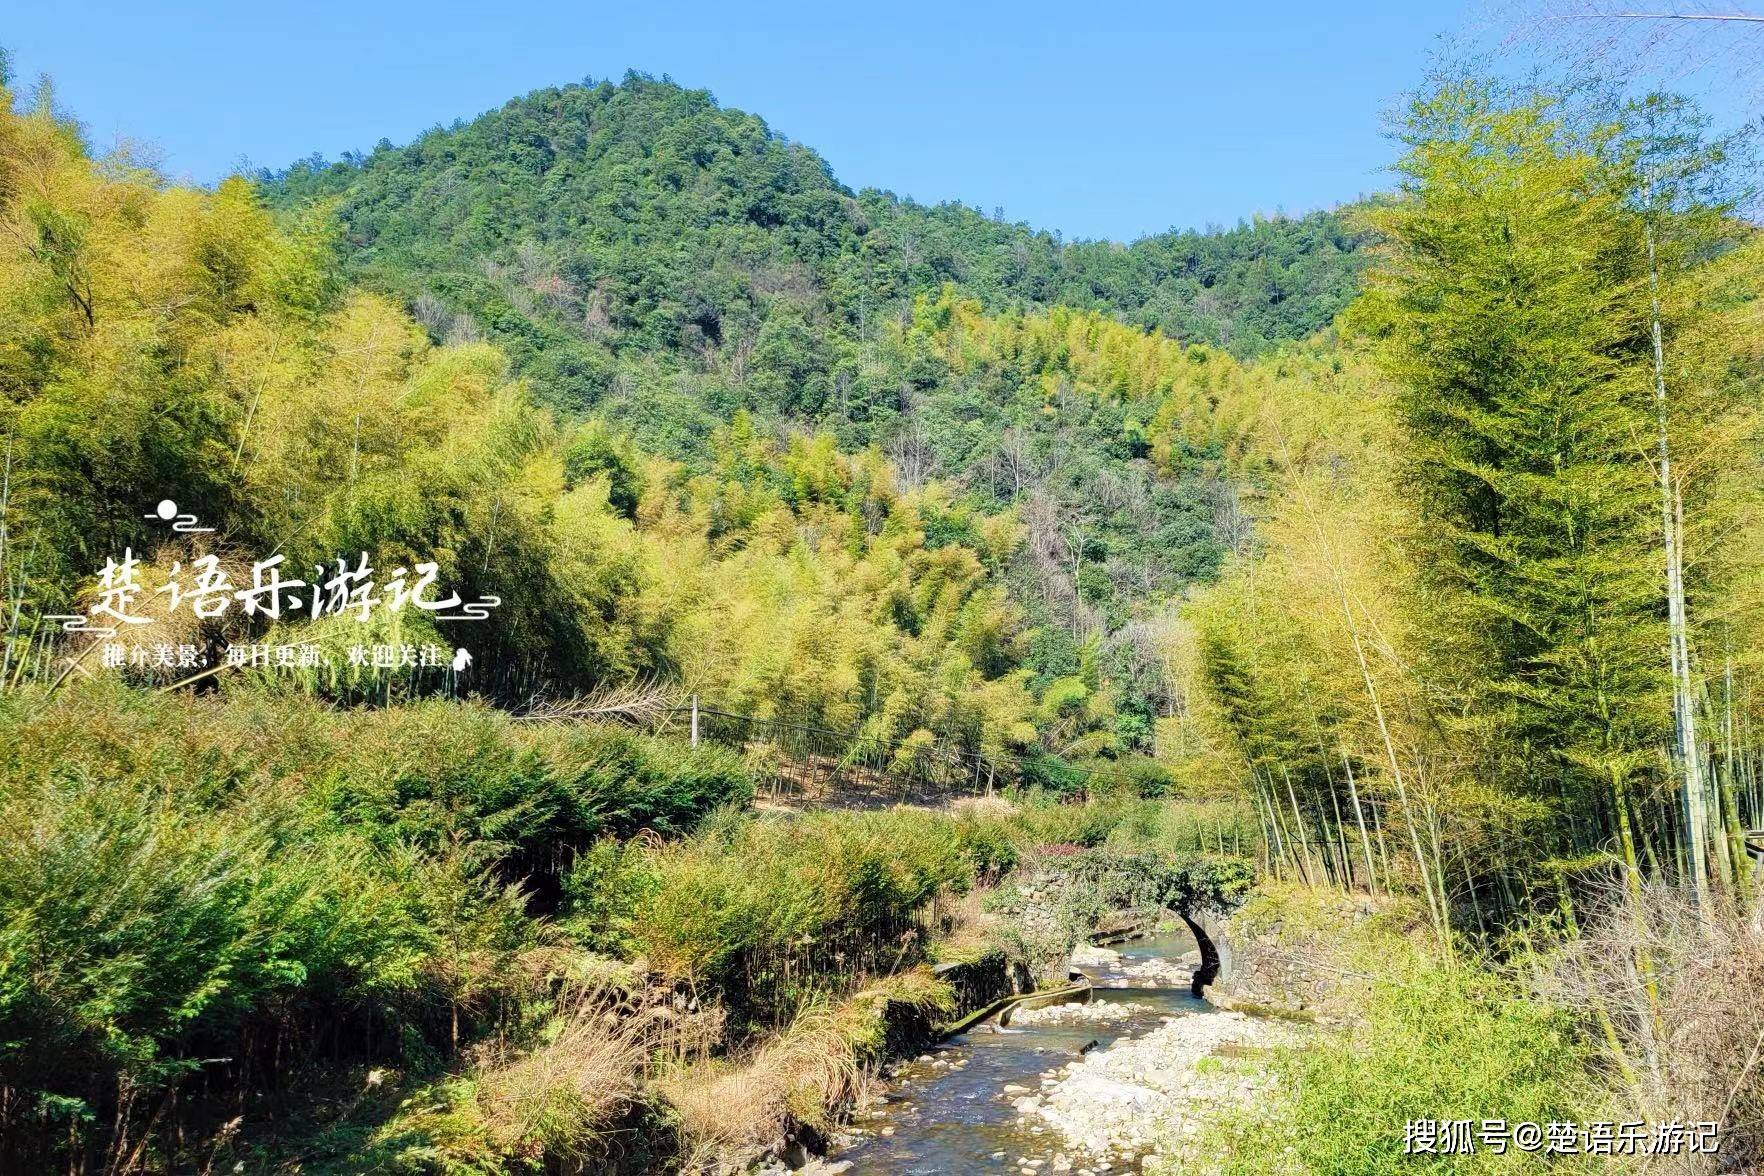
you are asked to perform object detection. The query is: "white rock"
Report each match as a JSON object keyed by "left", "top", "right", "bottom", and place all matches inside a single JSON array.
[{"left": 1018, "top": 1009, "right": 1297, "bottom": 1161}]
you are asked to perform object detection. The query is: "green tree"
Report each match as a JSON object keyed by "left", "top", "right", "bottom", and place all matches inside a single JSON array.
[{"left": 1351, "top": 79, "right": 1672, "bottom": 891}]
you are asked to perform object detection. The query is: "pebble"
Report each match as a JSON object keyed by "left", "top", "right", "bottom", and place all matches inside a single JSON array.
[
  {"left": 1021, "top": 1010, "right": 1294, "bottom": 1160},
  {"left": 1007, "top": 999, "right": 1154, "bottom": 1027}
]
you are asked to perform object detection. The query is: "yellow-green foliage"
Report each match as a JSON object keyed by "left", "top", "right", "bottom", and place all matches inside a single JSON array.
[
  {"left": 568, "top": 808, "right": 978, "bottom": 1017},
  {"left": 370, "top": 983, "right": 663, "bottom": 1176},
  {"left": 0, "top": 83, "right": 1051, "bottom": 757},
  {"left": 564, "top": 794, "right": 1246, "bottom": 1020},
  {"left": 1226, "top": 879, "right": 1427, "bottom": 956},
  {"left": 891, "top": 287, "right": 1380, "bottom": 487},
  {"left": 1169, "top": 81, "right": 1764, "bottom": 936},
  {"left": 620, "top": 409, "right": 1042, "bottom": 759},
  {"left": 656, "top": 968, "right": 955, "bottom": 1164},
  {"left": 0, "top": 681, "right": 751, "bottom": 1167}
]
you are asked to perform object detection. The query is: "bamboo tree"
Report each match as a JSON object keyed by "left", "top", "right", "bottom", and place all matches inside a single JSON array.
[
  {"left": 1356, "top": 78, "right": 1675, "bottom": 917},
  {"left": 1647, "top": 215, "right": 1713, "bottom": 910},
  {"left": 1340, "top": 750, "right": 1381, "bottom": 893}
]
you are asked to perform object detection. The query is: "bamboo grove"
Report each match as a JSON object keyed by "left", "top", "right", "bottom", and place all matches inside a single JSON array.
[
  {"left": 1176, "top": 79, "right": 1764, "bottom": 939},
  {"left": 10, "top": 55, "right": 1764, "bottom": 950},
  {"left": 0, "top": 77, "right": 1122, "bottom": 775}
]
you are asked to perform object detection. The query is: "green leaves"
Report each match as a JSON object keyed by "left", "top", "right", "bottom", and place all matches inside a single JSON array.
[{"left": 1362, "top": 78, "right": 1675, "bottom": 819}]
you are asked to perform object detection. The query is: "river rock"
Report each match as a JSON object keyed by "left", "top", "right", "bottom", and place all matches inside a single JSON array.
[
  {"left": 1022, "top": 1010, "right": 1294, "bottom": 1159},
  {"left": 1008, "top": 999, "right": 1154, "bottom": 1027},
  {"left": 1070, "top": 944, "right": 1122, "bottom": 968}
]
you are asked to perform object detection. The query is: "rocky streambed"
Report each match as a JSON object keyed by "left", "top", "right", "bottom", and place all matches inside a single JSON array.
[
  {"left": 824, "top": 927, "right": 1294, "bottom": 1175},
  {"left": 1008, "top": 1008, "right": 1290, "bottom": 1167}
]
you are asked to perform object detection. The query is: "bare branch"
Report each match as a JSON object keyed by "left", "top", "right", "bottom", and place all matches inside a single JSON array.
[{"left": 518, "top": 677, "right": 680, "bottom": 726}]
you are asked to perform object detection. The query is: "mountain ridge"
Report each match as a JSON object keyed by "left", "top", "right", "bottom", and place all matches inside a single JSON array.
[{"left": 259, "top": 71, "right": 1369, "bottom": 420}]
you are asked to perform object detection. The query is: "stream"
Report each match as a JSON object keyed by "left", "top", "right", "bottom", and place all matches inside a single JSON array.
[{"left": 830, "top": 928, "right": 1210, "bottom": 1174}]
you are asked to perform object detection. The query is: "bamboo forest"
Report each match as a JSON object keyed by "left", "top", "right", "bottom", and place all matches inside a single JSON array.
[{"left": 3, "top": 5, "right": 1764, "bottom": 1174}]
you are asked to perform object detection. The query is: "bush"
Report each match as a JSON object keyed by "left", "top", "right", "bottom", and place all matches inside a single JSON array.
[
  {"left": 0, "top": 683, "right": 746, "bottom": 1171},
  {"left": 565, "top": 809, "right": 976, "bottom": 1023},
  {"left": 1014, "top": 747, "right": 1089, "bottom": 795},
  {"left": 368, "top": 982, "right": 662, "bottom": 1175},
  {"left": 655, "top": 969, "right": 955, "bottom": 1167},
  {"left": 1083, "top": 753, "right": 1176, "bottom": 799},
  {"left": 1187, "top": 949, "right": 1600, "bottom": 1175}
]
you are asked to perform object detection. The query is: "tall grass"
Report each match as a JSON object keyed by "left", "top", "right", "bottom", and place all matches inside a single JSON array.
[
  {"left": 566, "top": 808, "right": 984, "bottom": 1025},
  {"left": 565, "top": 796, "right": 1256, "bottom": 1025},
  {"left": 1550, "top": 885, "right": 1764, "bottom": 1173},
  {"left": 1175, "top": 886, "right": 1602, "bottom": 1174},
  {"left": 0, "top": 682, "right": 746, "bottom": 1172},
  {"left": 370, "top": 981, "right": 675, "bottom": 1175},
  {"left": 654, "top": 969, "right": 955, "bottom": 1168},
  {"left": 1, "top": 682, "right": 1259, "bottom": 1171}
]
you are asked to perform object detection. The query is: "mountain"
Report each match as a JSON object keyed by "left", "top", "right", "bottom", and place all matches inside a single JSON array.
[
  {"left": 260, "top": 73, "right": 1368, "bottom": 424},
  {"left": 257, "top": 72, "right": 1370, "bottom": 745}
]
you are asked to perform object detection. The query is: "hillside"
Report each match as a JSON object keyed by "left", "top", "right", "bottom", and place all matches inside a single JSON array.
[
  {"left": 10, "top": 40, "right": 1764, "bottom": 1176},
  {"left": 260, "top": 73, "right": 1367, "bottom": 429},
  {"left": 255, "top": 74, "right": 1366, "bottom": 742}
]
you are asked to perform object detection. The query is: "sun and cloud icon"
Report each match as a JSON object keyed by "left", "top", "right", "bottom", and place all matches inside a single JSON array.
[{"left": 145, "top": 499, "right": 214, "bottom": 533}]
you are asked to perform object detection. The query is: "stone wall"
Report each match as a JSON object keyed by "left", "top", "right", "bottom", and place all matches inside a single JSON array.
[
  {"left": 1202, "top": 884, "right": 1425, "bottom": 1020},
  {"left": 929, "top": 949, "right": 1029, "bottom": 1028}
]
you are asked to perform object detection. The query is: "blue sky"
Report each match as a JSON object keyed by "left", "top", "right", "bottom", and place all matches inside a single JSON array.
[{"left": 3, "top": 1, "right": 1539, "bottom": 241}]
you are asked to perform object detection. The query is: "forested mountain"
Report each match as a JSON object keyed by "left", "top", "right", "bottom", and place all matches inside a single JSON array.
[
  {"left": 255, "top": 74, "right": 1365, "bottom": 745},
  {"left": 260, "top": 72, "right": 1367, "bottom": 426},
  {"left": 11, "top": 38, "right": 1764, "bottom": 1176}
]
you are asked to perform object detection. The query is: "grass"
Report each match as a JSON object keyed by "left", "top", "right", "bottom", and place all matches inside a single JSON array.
[
  {"left": 561, "top": 795, "right": 1250, "bottom": 1023},
  {"left": 367, "top": 983, "right": 670, "bottom": 1175},
  {"left": 0, "top": 681, "right": 1262, "bottom": 1172},
  {"left": 653, "top": 969, "right": 955, "bottom": 1168},
  {"left": 564, "top": 806, "right": 987, "bottom": 1026},
  {"left": 1172, "top": 888, "right": 1606, "bottom": 1176}
]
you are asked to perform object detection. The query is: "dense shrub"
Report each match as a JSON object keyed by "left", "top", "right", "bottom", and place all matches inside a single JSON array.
[
  {"left": 565, "top": 808, "right": 974, "bottom": 1023},
  {"left": 1083, "top": 753, "right": 1176, "bottom": 799},
  {"left": 0, "top": 683, "right": 745, "bottom": 1171}
]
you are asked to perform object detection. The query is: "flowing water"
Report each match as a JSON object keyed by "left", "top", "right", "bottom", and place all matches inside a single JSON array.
[{"left": 831, "top": 928, "right": 1209, "bottom": 1174}]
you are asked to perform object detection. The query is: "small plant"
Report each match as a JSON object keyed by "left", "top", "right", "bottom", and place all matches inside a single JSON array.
[{"left": 1192, "top": 948, "right": 1599, "bottom": 1174}]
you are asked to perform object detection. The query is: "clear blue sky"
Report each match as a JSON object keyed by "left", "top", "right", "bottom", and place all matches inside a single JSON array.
[{"left": 13, "top": 1, "right": 1485, "bottom": 241}]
